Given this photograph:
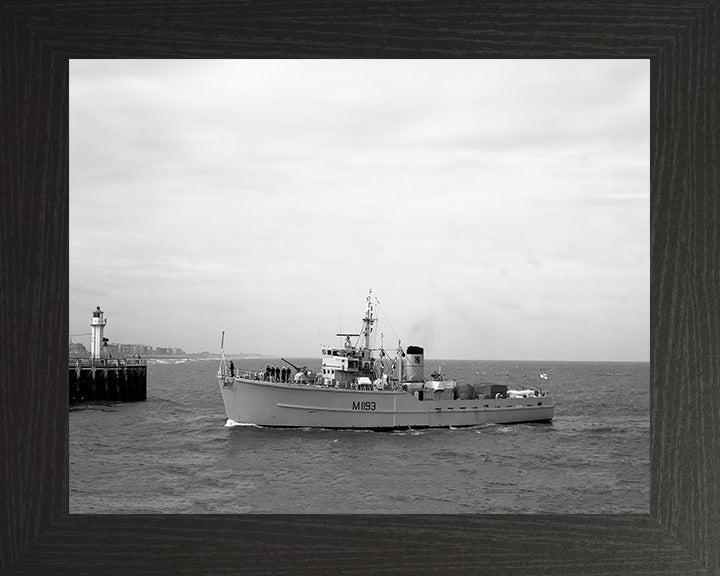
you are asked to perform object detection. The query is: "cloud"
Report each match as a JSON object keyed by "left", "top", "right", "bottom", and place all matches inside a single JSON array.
[{"left": 70, "top": 59, "right": 649, "bottom": 360}]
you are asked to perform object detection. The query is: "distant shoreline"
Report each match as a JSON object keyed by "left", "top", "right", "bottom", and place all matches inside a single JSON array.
[{"left": 68, "top": 353, "right": 268, "bottom": 360}]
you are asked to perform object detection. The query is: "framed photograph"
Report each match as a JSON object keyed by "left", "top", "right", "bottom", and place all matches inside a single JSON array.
[
  {"left": 2, "top": 1, "right": 717, "bottom": 574},
  {"left": 68, "top": 58, "right": 649, "bottom": 517}
]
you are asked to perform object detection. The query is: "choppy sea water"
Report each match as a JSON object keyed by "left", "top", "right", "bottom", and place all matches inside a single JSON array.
[{"left": 70, "top": 358, "right": 649, "bottom": 514}]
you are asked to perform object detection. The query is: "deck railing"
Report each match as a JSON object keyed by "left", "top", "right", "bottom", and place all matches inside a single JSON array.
[{"left": 69, "top": 357, "right": 147, "bottom": 368}]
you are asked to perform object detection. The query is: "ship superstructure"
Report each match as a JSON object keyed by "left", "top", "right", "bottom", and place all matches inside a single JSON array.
[{"left": 320, "top": 293, "right": 399, "bottom": 390}]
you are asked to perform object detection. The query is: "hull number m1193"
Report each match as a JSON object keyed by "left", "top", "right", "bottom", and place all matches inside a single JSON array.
[{"left": 352, "top": 401, "right": 376, "bottom": 411}]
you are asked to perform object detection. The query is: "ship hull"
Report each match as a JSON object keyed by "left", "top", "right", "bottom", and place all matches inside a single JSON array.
[{"left": 218, "top": 376, "right": 554, "bottom": 429}]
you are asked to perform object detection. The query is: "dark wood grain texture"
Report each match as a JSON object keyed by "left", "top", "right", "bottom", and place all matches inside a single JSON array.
[{"left": 1, "top": 1, "right": 717, "bottom": 574}]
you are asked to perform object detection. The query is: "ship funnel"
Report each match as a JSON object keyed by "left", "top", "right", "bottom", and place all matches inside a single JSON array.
[{"left": 404, "top": 345, "right": 424, "bottom": 382}]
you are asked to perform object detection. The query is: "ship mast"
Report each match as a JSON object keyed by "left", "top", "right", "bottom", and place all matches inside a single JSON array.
[{"left": 362, "top": 290, "right": 376, "bottom": 351}]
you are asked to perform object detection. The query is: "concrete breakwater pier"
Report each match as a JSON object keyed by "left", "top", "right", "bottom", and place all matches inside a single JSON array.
[{"left": 69, "top": 358, "right": 147, "bottom": 404}]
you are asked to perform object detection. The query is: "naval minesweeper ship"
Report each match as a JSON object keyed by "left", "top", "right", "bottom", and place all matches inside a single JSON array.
[{"left": 217, "top": 292, "right": 554, "bottom": 429}]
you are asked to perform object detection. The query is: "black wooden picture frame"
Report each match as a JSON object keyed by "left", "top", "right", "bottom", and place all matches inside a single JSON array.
[{"left": 1, "top": 1, "right": 718, "bottom": 574}]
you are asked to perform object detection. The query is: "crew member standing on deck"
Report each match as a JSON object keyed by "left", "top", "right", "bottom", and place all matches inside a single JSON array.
[{"left": 229, "top": 361, "right": 235, "bottom": 377}]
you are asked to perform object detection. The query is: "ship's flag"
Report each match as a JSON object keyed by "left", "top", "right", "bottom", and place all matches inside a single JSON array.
[{"left": 540, "top": 371, "right": 548, "bottom": 380}]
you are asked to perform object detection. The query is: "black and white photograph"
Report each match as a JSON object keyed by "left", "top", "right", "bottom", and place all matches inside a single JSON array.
[{"left": 69, "top": 59, "right": 649, "bottom": 514}]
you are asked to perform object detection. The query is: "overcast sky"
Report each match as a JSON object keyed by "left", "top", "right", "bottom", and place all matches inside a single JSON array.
[{"left": 70, "top": 59, "right": 648, "bottom": 361}]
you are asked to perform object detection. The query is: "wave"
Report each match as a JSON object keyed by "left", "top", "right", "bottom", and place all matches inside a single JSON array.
[
  {"left": 225, "top": 419, "right": 261, "bottom": 428},
  {"left": 392, "top": 430, "right": 426, "bottom": 436},
  {"left": 69, "top": 402, "right": 119, "bottom": 412},
  {"left": 587, "top": 426, "right": 614, "bottom": 434}
]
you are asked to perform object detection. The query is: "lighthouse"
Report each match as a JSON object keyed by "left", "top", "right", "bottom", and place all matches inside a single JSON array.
[{"left": 90, "top": 306, "right": 108, "bottom": 360}]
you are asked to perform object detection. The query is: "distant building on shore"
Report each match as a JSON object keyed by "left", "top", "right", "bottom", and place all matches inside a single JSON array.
[
  {"left": 69, "top": 341, "right": 186, "bottom": 357},
  {"left": 104, "top": 343, "right": 187, "bottom": 357},
  {"left": 69, "top": 342, "right": 88, "bottom": 355}
]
